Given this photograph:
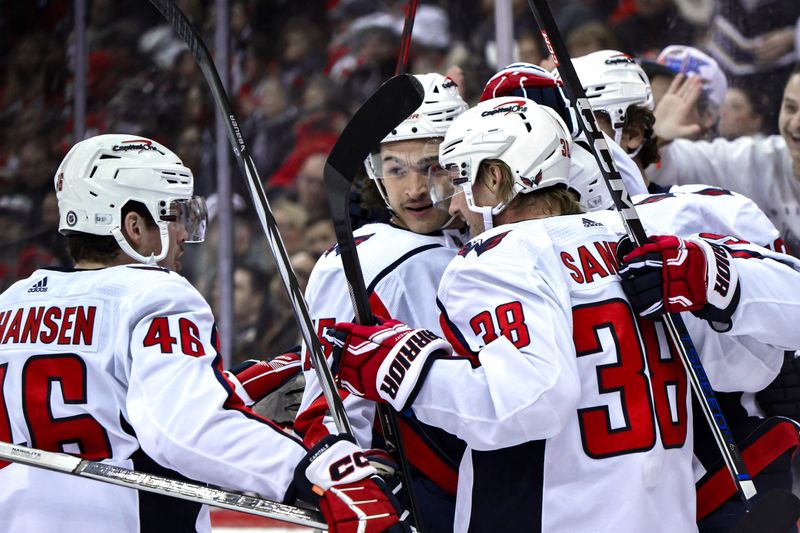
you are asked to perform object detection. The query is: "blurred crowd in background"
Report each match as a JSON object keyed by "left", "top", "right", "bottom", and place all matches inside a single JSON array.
[{"left": 1, "top": 0, "right": 798, "bottom": 365}]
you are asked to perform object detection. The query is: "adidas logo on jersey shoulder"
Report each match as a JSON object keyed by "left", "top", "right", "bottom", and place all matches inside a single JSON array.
[
  {"left": 582, "top": 218, "right": 604, "bottom": 228},
  {"left": 27, "top": 277, "right": 48, "bottom": 293}
]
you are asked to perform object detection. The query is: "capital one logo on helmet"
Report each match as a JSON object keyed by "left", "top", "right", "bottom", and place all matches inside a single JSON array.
[
  {"left": 113, "top": 139, "right": 165, "bottom": 154},
  {"left": 481, "top": 100, "right": 528, "bottom": 117},
  {"left": 441, "top": 77, "right": 458, "bottom": 89},
  {"left": 605, "top": 54, "right": 635, "bottom": 65}
]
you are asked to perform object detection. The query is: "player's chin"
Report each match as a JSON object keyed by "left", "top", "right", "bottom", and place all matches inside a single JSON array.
[{"left": 402, "top": 208, "right": 446, "bottom": 233}]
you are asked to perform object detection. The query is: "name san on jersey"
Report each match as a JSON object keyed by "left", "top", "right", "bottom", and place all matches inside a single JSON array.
[
  {"left": 0, "top": 305, "right": 97, "bottom": 346},
  {"left": 560, "top": 239, "right": 621, "bottom": 284}
]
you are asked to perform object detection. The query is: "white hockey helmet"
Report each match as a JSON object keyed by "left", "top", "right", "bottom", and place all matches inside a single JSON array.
[
  {"left": 567, "top": 50, "right": 654, "bottom": 131},
  {"left": 364, "top": 73, "right": 468, "bottom": 225},
  {"left": 378, "top": 72, "right": 468, "bottom": 145},
  {"left": 55, "top": 134, "right": 207, "bottom": 265},
  {"left": 438, "top": 97, "right": 571, "bottom": 230}
]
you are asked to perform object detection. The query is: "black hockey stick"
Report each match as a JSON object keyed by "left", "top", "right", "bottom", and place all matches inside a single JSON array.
[
  {"left": 324, "top": 74, "right": 427, "bottom": 531},
  {"left": 527, "top": 0, "right": 800, "bottom": 525},
  {"left": 395, "top": 0, "right": 419, "bottom": 75},
  {"left": 0, "top": 441, "right": 326, "bottom": 528},
  {"left": 147, "top": 0, "right": 353, "bottom": 437}
]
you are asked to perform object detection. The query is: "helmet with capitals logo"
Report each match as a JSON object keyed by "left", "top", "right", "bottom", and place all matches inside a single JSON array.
[
  {"left": 565, "top": 50, "right": 653, "bottom": 130},
  {"left": 438, "top": 97, "right": 571, "bottom": 228},
  {"left": 55, "top": 134, "right": 207, "bottom": 265}
]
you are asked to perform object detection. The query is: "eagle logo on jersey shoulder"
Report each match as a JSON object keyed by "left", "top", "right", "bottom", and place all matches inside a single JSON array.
[
  {"left": 692, "top": 187, "right": 732, "bottom": 197},
  {"left": 635, "top": 192, "right": 675, "bottom": 205},
  {"left": 458, "top": 230, "right": 512, "bottom": 257},
  {"left": 324, "top": 233, "right": 375, "bottom": 257}
]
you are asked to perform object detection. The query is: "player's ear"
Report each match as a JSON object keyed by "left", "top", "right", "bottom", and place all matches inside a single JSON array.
[
  {"left": 121, "top": 211, "right": 148, "bottom": 247},
  {"left": 485, "top": 163, "right": 504, "bottom": 194}
]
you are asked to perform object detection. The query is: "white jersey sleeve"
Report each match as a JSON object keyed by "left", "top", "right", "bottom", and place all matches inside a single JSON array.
[
  {"left": 124, "top": 273, "right": 306, "bottom": 497},
  {"left": 697, "top": 235, "right": 800, "bottom": 350},
  {"left": 634, "top": 184, "right": 785, "bottom": 251}
]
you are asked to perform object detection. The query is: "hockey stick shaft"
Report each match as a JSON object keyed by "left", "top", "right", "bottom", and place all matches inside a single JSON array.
[
  {"left": 395, "top": 0, "right": 419, "bottom": 75},
  {"left": 147, "top": 0, "right": 352, "bottom": 436},
  {"left": 526, "top": 0, "right": 757, "bottom": 506},
  {"left": 324, "top": 75, "right": 426, "bottom": 531},
  {"left": 0, "top": 441, "right": 326, "bottom": 528}
]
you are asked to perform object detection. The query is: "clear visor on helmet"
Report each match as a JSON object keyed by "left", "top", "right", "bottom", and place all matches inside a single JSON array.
[
  {"left": 161, "top": 196, "right": 207, "bottom": 243},
  {"left": 367, "top": 138, "right": 441, "bottom": 178},
  {"left": 367, "top": 139, "right": 452, "bottom": 210},
  {"left": 431, "top": 163, "right": 469, "bottom": 205}
]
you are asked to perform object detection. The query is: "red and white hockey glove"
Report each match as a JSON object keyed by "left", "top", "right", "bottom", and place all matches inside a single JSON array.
[
  {"left": 293, "top": 435, "right": 410, "bottom": 533},
  {"left": 330, "top": 319, "right": 452, "bottom": 412},
  {"left": 618, "top": 235, "right": 740, "bottom": 331},
  {"left": 224, "top": 352, "right": 302, "bottom": 406}
]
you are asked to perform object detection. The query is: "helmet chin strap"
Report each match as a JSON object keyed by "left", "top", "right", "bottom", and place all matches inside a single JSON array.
[
  {"left": 111, "top": 224, "right": 169, "bottom": 266},
  {"left": 464, "top": 185, "right": 513, "bottom": 233}
]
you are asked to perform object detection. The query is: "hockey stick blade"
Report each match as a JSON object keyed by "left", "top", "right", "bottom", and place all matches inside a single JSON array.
[
  {"left": 0, "top": 441, "right": 326, "bottom": 529},
  {"left": 729, "top": 488, "right": 800, "bottom": 533},
  {"left": 324, "top": 74, "right": 424, "bottom": 324},
  {"left": 326, "top": 75, "right": 424, "bottom": 191}
]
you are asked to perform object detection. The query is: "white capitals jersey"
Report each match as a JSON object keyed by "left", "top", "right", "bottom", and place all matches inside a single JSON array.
[
  {"left": 298, "top": 222, "right": 465, "bottom": 447},
  {"left": 412, "top": 210, "right": 800, "bottom": 533},
  {"left": 648, "top": 135, "right": 800, "bottom": 254},
  {"left": 634, "top": 184, "right": 787, "bottom": 254},
  {"left": 0, "top": 265, "right": 306, "bottom": 532}
]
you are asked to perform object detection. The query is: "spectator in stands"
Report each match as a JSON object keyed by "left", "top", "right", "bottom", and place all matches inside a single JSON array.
[
  {"left": 243, "top": 75, "right": 298, "bottom": 180},
  {"left": 272, "top": 198, "right": 309, "bottom": 258},
  {"left": 211, "top": 263, "right": 272, "bottom": 365},
  {"left": 567, "top": 20, "right": 621, "bottom": 58},
  {"left": 278, "top": 16, "right": 326, "bottom": 94},
  {"left": 293, "top": 152, "right": 331, "bottom": 221},
  {"left": 705, "top": 0, "right": 798, "bottom": 135},
  {"left": 262, "top": 249, "right": 315, "bottom": 353},
  {"left": 612, "top": 0, "right": 698, "bottom": 58},
  {"left": 650, "top": 63, "right": 800, "bottom": 255},
  {"left": 657, "top": 45, "right": 729, "bottom": 139},
  {"left": 303, "top": 217, "right": 336, "bottom": 260},
  {"left": 640, "top": 58, "right": 678, "bottom": 106},
  {"left": 719, "top": 86, "right": 768, "bottom": 140},
  {"left": 516, "top": 31, "right": 545, "bottom": 66}
]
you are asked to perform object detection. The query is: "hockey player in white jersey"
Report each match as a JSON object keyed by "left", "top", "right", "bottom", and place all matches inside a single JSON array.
[
  {"left": 0, "top": 134, "right": 408, "bottom": 533},
  {"left": 325, "top": 98, "right": 800, "bottom": 532},
  {"left": 570, "top": 48, "right": 799, "bottom": 529},
  {"left": 295, "top": 73, "right": 469, "bottom": 531}
]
